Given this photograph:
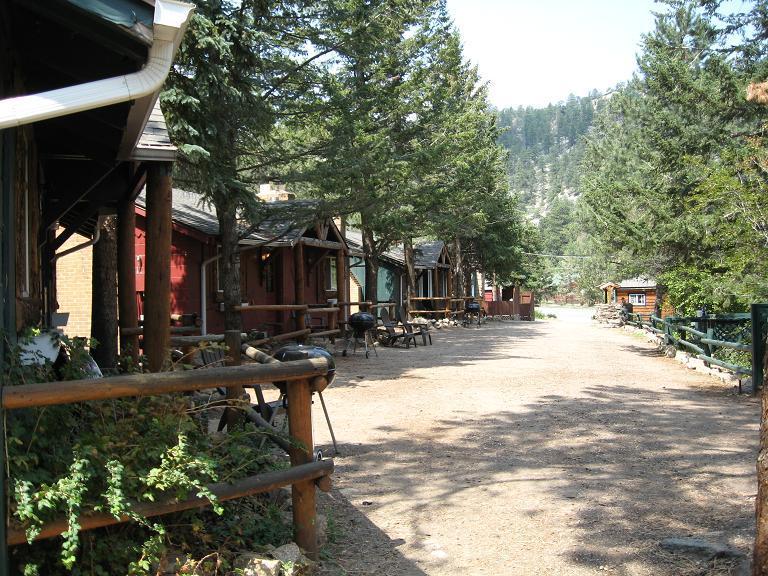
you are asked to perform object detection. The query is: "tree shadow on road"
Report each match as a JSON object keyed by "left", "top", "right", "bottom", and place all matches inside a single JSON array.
[
  {"left": 620, "top": 343, "right": 667, "bottom": 358},
  {"left": 329, "top": 322, "right": 546, "bottom": 389},
  {"left": 317, "top": 488, "right": 428, "bottom": 576},
  {"left": 326, "top": 383, "right": 759, "bottom": 574}
]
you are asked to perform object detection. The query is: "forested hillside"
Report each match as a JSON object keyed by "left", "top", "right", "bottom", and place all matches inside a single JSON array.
[
  {"left": 500, "top": 1, "right": 768, "bottom": 313},
  {"left": 496, "top": 93, "right": 602, "bottom": 218},
  {"left": 496, "top": 93, "right": 603, "bottom": 298}
]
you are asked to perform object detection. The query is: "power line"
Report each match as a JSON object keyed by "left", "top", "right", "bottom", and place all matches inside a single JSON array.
[{"left": 522, "top": 252, "right": 592, "bottom": 259}]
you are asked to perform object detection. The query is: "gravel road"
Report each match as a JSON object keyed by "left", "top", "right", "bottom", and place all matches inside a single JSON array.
[{"left": 312, "top": 316, "right": 759, "bottom": 575}]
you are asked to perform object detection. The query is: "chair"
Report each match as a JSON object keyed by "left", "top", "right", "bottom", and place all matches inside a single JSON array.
[
  {"left": 378, "top": 308, "right": 417, "bottom": 348},
  {"left": 379, "top": 307, "right": 404, "bottom": 333},
  {"left": 396, "top": 305, "right": 432, "bottom": 346}
]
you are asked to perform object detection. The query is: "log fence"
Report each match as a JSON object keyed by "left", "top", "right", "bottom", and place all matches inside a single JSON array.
[
  {"left": 625, "top": 306, "right": 768, "bottom": 392},
  {"left": 4, "top": 359, "right": 333, "bottom": 559}
]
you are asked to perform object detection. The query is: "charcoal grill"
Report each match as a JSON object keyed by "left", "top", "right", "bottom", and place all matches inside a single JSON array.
[
  {"left": 463, "top": 301, "right": 482, "bottom": 327},
  {"left": 345, "top": 312, "right": 378, "bottom": 358},
  {"left": 273, "top": 344, "right": 336, "bottom": 392},
  {"left": 272, "top": 344, "right": 338, "bottom": 453}
]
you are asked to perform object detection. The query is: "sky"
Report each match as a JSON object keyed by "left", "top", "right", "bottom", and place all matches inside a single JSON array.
[{"left": 445, "top": 0, "right": 659, "bottom": 109}]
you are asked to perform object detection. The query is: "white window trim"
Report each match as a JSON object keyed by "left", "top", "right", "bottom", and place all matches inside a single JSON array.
[
  {"left": 325, "top": 257, "right": 337, "bottom": 291},
  {"left": 628, "top": 293, "right": 646, "bottom": 305}
]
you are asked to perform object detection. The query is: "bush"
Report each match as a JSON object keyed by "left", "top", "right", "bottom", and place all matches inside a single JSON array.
[{"left": 4, "top": 334, "right": 292, "bottom": 575}]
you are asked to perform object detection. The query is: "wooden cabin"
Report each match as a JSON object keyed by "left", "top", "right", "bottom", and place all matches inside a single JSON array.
[
  {"left": 499, "top": 286, "right": 537, "bottom": 321},
  {"left": 411, "top": 241, "right": 453, "bottom": 315},
  {"left": 345, "top": 230, "right": 406, "bottom": 306},
  {"left": 135, "top": 188, "right": 349, "bottom": 336},
  {"left": 599, "top": 278, "right": 658, "bottom": 316},
  {"left": 345, "top": 232, "right": 454, "bottom": 315},
  {"left": 0, "top": 0, "right": 191, "bottom": 371}
]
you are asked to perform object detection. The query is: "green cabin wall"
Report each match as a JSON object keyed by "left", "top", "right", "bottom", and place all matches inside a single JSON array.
[{"left": 350, "top": 257, "right": 402, "bottom": 304}]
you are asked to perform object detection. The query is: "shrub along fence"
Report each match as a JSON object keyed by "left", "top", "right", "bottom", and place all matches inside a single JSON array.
[
  {"left": 625, "top": 304, "right": 768, "bottom": 392},
  {"left": 1, "top": 358, "right": 334, "bottom": 567}
]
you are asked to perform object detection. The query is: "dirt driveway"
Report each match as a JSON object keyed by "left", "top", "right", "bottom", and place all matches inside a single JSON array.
[{"left": 312, "top": 313, "right": 759, "bottom": 575}]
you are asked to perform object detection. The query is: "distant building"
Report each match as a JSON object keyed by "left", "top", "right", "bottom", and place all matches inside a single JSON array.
[{"left": 599, "top": 278, "right": 658, "bottom": 316}]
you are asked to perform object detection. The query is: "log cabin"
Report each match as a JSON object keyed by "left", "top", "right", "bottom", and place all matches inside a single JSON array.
[
  {"left": 134, "top": 187, "right": 349, "bottom": 336},
  {"left": 345, "top": 231, "right": 453, "bottom": 314},
  {"left": 0, "top": 0, "right": 192, "bottom": 372},
  {"left": 599, "top": 278, "right": 658, "bottom": 316}
]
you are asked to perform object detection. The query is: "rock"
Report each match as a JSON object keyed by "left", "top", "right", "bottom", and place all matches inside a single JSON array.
[
  {"left": 660, "top": 537, "right": 742, "bottom": 559},
  {"left": 233, "top": 554, "right": 281, "bottom": 576},
  {"left": 272, "top": 542, "right": 303, "bottom": 564},
  {"left": 271, "top": 542, "right": 316, "bottom": 575},
  {"left": 593, "top": 304, "right": 623, "bottom": 324}
]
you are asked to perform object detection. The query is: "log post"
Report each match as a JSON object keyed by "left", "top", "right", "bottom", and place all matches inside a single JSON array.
[
  {"left": 335, "top": 249, "right": 346, "bottom": 324},
  {"left": 754, "top": 329, "right": 768, "bottom": 575},
  {"left": 224, "top": 330, "right": 244, "bottom": 430},
  {"left": 143, "top": 162, "right": 172, "bottom": 372},
  {"left": 117, "top": 198, "right": 139, "bottom": 363},
  {"left": 287, "top": 378, "right": 317, "bottom": 559},
  {"left": 512, "top": 284, "right": 521, "bottom": 318},
  {"left": 294, "top": 243, "right": 306, "bottom": 342},
  {"left": 91, "top": 216, "right": 118, "bottom": 371}
]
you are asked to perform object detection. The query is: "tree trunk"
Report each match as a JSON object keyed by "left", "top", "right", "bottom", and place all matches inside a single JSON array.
[
  {"left": 464, "top": 263, "right": 472, "bottom": 298},
  {"left": 403, "top": 236, "right": 417, "bottom": 315},
  {"left": 754, "top": 336, "right": 768, "bottom": 575},
  {"left": 361, "top": 224, "right": 379, "bottom": 305},
  {"left": 143, "top": 162, "right": 172, "bottom": 372},
  {"left": 450, "top": 238, "right": 465, "bottom": 298},
  {"left": 218, "top": 202, "right": 243, "bottom": 332},
  {"left": 117, "top": 199, "right": 138, "bottom": 363},
  {"left": 91, "top": 216, "right": 118, "bottom": 371}
]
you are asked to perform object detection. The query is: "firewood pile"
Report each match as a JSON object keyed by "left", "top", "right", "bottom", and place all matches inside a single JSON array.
[{"left": 593, "top": 304, "right": 623, "bottom": 325}]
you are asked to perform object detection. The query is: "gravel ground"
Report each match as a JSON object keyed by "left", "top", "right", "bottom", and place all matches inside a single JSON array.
[{"left": 311, "top": 315, "right": 760, "bottom": 576}]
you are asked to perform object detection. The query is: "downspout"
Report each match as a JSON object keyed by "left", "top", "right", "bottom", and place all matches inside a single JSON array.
[
  {"left": 51, "top": 215, "right": 107, "bottom": 262},
  {"left": 200, "top": 252, "right": 219, "bottom": 336},
  {"left": 0, "top": 0, "right": 194, "bottom": 130},
  {"left": 200, "top": 246, "right": 260, "bottom": 335}
]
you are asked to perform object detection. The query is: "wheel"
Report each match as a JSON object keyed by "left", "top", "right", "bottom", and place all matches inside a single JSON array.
[
  {"left": 342, "top": 349, "right": 347, "bottom": 357},
  {"left": 365, "top": 351, "right": 370, "bottom": 358}
]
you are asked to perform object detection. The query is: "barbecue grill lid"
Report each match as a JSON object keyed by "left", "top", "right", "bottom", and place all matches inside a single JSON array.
[{"left": 273, "top": 344, "right": 336, "bottom": 384}]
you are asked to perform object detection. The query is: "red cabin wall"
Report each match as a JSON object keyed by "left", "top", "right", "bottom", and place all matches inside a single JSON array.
[
  {"left": 135, "top": 209, "right": 344, "bottom": 335},
  {"left": 135, "top": 211, "right": 209, "bottom": 326}
]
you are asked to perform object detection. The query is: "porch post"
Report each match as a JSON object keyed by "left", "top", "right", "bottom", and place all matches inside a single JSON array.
[
  {"left": 143, "top": 162, "right": 172, "bottom": 372},
  {"left": 512, "top": 283, "right": 521, "bottom": 317},
  {"left": 117, "top": 198, "right": 139, "bottom": 363},
  {"left": 335, "top": 249, "right": 346, "bottom": 323},
  {"left": 293, "top": 242, "right": 306, "bottom": 342}
]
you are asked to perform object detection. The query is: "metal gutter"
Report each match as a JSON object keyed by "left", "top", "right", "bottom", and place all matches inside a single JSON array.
[{"left": 0, "top": 0, "right": 193, "bottom": 131}]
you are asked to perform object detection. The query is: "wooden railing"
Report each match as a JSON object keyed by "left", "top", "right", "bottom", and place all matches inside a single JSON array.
[
  {"left": 4, "top": 359, "right": 333, "bottom": 559},
  {"left": 626, "top": 311, "right": 758, "bottom": 384}
]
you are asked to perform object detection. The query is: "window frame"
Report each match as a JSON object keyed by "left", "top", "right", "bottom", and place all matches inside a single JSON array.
[
  {"left": 325, "top": 256, "right": 337, "bottom": 292},
  {"left": 628, "top": 293, "right": 646, "bottom": 306}
]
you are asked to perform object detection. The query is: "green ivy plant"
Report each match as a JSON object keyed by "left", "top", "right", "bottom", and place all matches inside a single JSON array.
[{"left": 4, "top": 335, "right": 290, "bottom": 574}]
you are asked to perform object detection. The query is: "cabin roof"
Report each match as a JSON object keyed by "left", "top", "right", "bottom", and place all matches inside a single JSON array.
[
  {"left": 137, "top": 187, "right": 330, "bottom": 247},
  {"left": 344, "top": 230, "right": 405, "bottom": 267},
  {"left": 617, "top": 277, "right": 657, "bottom": 289},
  {"left": 133, "top": 100, "right": 177, "bottom": 161},
  {"left": 414, "top": 241, "right": 446, "bottom": 268},
  {"left": 344, "top": 231, "right": 449, "bottom": 269}
]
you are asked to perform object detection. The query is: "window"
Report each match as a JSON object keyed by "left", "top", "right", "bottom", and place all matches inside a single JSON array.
[
  {"left": 325, "top": 257, "right": 337, "bottom": 291},
  {"left": 628, "top": 293, "right": 646, "bottom": 305}
]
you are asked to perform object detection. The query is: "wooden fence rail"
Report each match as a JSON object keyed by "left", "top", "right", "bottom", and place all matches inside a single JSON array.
[
  {"left": 626, "top": 312, "right": 756, "bottom": 382},
  {"left": 4, "top": 359, "right": 332, "bottom": 559}
]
